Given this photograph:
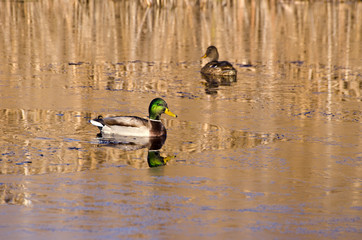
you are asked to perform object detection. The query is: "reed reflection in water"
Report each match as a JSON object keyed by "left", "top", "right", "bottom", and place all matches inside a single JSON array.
[{"left": 0, "top": 0, "right": 361, "bottom": 239}]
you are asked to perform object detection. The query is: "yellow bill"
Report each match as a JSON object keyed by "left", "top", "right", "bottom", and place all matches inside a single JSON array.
[
  {"left": 164, "top": 155, "right": 176, "bottom": 163},
  {"left": 165, "top": 108, "right": 177, "bottom": 118},
  {"left": 201, "top": 54, "right": 207, "bottom": 59}
]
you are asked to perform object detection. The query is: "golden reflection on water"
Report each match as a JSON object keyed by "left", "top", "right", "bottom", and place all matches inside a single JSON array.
[
  {"left": 0, "top": 0, "right": 360, "bottom": 173},
  {"left": 0, "top": 1, "right": 361, "bottom": 238},
  {"left": 0, "top": 107, "right": 278, "bottom": 175},
  {"left": 1, "top": 0, "right": 360, "bottom": 109}
]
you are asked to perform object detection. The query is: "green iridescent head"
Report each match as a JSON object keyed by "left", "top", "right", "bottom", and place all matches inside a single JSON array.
[
  {"left": 148, "top": 98, "right": 177, "bottom": 120},
  {"left": 201, "top": 46, "right": 219, "bottom": 62}
]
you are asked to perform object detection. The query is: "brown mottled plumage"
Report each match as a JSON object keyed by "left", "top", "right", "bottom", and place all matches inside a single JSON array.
[{"left": 201, "top": 46, "right": 237, "bottom": 76}]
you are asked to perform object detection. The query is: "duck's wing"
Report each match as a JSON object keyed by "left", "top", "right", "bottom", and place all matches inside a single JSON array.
[
  {"left": 203, "top": 61, "right": 219, "bottom": 69},
  {"left": 203, "top": 61, "right": 234, "bottom": 69},
  {"left": 217, "top": 61, "right": 235, "bottom": 69},
  {"left": 103, "top": 116, "right": 149, "bottom": 128},
  {"left": 91, "top": 116, "right": 152, "bottom": 137},
  {"left": 91, "top": 116, "right": 149, "bottom": 128}
]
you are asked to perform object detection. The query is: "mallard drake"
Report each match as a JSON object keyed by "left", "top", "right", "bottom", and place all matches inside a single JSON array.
[
  {"left": 201, "top": 46, "right": 237, "bottom": 76},
  {"left": 90, "top": 98, "right": 177, "bottom": 137}
]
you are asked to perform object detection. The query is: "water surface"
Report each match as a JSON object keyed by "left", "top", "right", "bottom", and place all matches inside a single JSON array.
[{"left": 0, "top": 1, "right": 361, "bottom": 239}]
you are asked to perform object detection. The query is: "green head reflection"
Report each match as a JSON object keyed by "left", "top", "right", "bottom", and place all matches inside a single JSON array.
[{"left": 147, "top": 150, "right": 175, "bottom": 168}]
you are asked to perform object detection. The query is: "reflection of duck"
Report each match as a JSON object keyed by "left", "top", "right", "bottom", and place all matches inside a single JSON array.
[
  {"left": 96, "top": 134, "right": 166, "bottom": 151},
  {"left": 201, "top": 73, "right": 237, "bottom": 95},
  {"left": 95, "top": 134, "right": 175, "bottom": 168},
  {"left": 90, "top": 98, "right": 177, "bottom": 137},
  {"left": 201, "top": 46, "right": 237, "bottom": 76},
  {"left": 148, "top": 150, "right": 175, "bottom": 167}
]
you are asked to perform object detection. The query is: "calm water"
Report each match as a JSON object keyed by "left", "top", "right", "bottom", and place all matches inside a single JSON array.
[{"left": 0, "top": 1, "right": 361, "bottom": 239}]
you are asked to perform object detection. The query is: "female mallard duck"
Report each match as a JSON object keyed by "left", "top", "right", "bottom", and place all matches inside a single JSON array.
[
  {"left": 90, "top": 98, "right": 177, "bottom": 137},
  {"left": 201, "top": 46, "right": 237, "bottom": 76}
]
